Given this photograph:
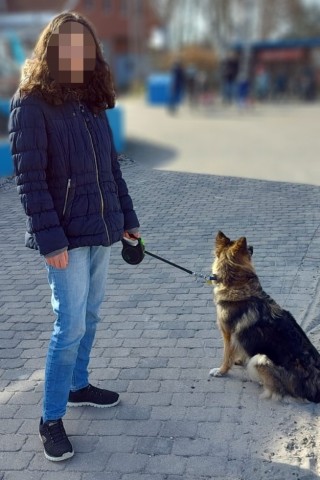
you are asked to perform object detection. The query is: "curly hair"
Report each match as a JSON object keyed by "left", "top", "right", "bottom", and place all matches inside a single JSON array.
[{"left": 19, "top": 11, "right": 115, "bottom": 112}]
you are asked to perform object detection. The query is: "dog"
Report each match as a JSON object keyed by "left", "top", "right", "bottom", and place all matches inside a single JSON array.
[{"left": 209, "top": 230, "right": 320, "bottom": 402}]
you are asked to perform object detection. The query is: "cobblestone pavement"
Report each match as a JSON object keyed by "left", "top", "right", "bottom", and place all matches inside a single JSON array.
[{"left": 1, "top": 153, "right": 320, "bottom": 479}]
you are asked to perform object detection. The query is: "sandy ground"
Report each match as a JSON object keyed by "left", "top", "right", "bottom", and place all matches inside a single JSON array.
[{"left": 122, "top": 96, "right": 320, "bottom": 186}]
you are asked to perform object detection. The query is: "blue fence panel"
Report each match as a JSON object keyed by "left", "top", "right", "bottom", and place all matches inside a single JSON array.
[
  {"left": 106, "top": 105, "right": 124, "bottom": 153},
  {"left": 0, "top": 141, "right": 13, "bottom": 177}
]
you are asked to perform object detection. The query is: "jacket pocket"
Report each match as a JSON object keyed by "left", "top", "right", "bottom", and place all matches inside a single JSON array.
[{"left": 62, "top": 178, "right": 76, "bottom": 225}]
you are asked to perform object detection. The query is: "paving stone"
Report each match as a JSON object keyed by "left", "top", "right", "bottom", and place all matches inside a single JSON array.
[
  {"left": 145, "top": 455, "right": 187, "bottom": 475},
  {"left": 0, "top": 451, "right": 34, "bottom": 470},
  {"left": 105, "top": 452, "right": 149, "bottom": 474}
]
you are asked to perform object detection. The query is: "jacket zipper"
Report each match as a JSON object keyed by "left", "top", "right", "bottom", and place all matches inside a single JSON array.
[
  {"left": 79, "top": 103, "right": 110, "bottom": 244},
  {"left": 62, "top": 178, "right": 71, "bottom": 217}
]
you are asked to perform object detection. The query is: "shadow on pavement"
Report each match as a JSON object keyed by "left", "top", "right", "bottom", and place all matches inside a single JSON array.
[{"left": 125, "top": 138, "right": 177, "bottom": 169}]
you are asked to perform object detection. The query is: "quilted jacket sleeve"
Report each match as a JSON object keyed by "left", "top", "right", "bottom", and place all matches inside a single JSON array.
[
  {"left": 106, "top": 115, "right": 140, "bottom": 231},
  {"left": 9, "top": 97, "right": 69, "bottom": 256}
]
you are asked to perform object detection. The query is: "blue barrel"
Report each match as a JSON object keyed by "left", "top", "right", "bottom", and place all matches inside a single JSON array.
[{"left": 146, "top": 73, "right": 172, "bottom": 105}]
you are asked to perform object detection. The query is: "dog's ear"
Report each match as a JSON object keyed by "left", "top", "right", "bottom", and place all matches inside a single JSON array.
[
  {"left": 215, "top": 231, "right": 230, "bottom": 255},
  {"left": 216, "top": 231, "right": 230, "bottom": 245},
  {"left": 233, "top": 236, "right": 247, "bottom": 254}
]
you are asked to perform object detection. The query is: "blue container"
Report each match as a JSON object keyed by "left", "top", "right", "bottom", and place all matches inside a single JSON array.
[
  {"left": 106, "top": 105, "right": 125, "bottom": 153},
  {"left": 146, "top": 73, "right": 172, "bottom": 105},
  {"left": 0, "top": 141, "right": 13, "bottom": 177}
]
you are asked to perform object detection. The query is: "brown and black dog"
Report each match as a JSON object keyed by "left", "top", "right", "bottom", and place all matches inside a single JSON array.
[{"left": 209, "top": 230, "right": 320, "bottom": 402}]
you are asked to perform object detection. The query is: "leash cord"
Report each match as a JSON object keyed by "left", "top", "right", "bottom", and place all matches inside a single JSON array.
[
  {"left": 144, "top": 250, "right": 216, "bottom": 283},
  {"left": 145, "top": 250, "right": 194, "bottom": 275}
]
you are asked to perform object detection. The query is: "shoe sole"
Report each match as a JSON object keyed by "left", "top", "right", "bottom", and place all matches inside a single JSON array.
[
  {"left": 44, "top": 449, "right": 74, "bottom": 462},
  {"left": 39, "top": 434, "right": 74, "bottom": 462},
  {"left": 67, "top": 397, "right": 120, "bottom": 408}
]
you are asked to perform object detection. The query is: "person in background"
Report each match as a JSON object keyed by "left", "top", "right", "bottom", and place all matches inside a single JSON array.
[
  {"left": 273, "top": 68, "right": 289, "bottom": 101},
  {"left": 221, "top": 51, "right": 239, "bottom": 104},
  {"left": 168, "top": 59, "right": 186, "bottom": 113},
  {"left": 8, "top": 11, "right": 140, "bottom": 462},
  {"left": 254, "top": 64, "right": 270, "bottom": 102},
  {"left": 185, "top": 63, "right": 198, "bottom": 107}
]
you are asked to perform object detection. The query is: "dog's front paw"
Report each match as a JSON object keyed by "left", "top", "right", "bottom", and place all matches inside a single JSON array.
[
  {"left": 259, "top": 388, "right": 272, "bottom": 400},
  {"left": 209, "top": 367, "right": 225, "bottom": 377}
]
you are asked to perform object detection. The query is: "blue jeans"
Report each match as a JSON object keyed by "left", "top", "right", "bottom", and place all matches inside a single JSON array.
[{"left": 43, "top": 246, "right": 111, "bottom": 422}]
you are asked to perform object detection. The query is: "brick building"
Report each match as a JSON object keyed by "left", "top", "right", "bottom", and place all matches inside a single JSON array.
[
  {"left": 0, "top": 0, "right": 161, "bottom": 90},
  {"left": 74, "top": 0, "right": 161, "bottom": 90}
]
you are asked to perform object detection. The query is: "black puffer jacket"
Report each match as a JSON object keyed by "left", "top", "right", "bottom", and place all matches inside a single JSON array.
[{"left": 9, "top": 91, "right": 139, "bottom": 256}]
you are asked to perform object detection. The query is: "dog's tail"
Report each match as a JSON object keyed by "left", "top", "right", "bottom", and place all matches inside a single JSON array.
[
  {"left": 248, "top": 354, "right": 320, "bottom": 403},
  {"left": 304, "top": 374, "right": 320, "bottom": 403},
  {"left": 293, "top": 359, "right": 320, "bottom": 403},
  {"left": 306, "top": 392, "right": 320, "bottom": 403},
  {"left": 247, "top": 354, "right": 291, "bottom": 399}
]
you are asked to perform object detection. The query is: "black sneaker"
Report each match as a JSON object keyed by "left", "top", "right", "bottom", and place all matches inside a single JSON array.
[
  {"left": 39, "top": 418, "right": 74, "bottom": 462},
  {"left": 67, "top": 384, "right": 120, "bottom": 408}
]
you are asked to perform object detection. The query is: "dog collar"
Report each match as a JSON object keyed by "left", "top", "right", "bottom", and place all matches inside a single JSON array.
[{"left": 206, "top": 274, "right": 220, "bottom": 284}]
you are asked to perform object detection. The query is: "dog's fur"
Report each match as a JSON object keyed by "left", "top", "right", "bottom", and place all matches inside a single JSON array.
[{"left": 210, "top": 231, "right": 320, "bottom": 402}]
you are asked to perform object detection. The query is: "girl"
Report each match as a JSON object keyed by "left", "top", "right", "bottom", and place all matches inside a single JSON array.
[{"left": 9, "top": 11, "right": 140, "bottom": 461}]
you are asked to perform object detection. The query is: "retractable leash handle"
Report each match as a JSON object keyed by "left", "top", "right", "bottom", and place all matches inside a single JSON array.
[
  {"left": 121, "top": 236, "right": 145, "bottom": 265},
  {"left": 121, "top": 237, "right": 217, "bottom": 285}
]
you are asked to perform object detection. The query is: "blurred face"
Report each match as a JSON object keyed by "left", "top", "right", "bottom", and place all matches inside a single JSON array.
[{"left": 47, "top": 21, "right": 96, "bottom": 85}]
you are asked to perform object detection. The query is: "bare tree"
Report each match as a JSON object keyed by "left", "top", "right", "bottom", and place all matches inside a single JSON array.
[
  {"left": 151, "top": 0, "right": 317, "bottom": 55},
  {"left": 150, "top": 0, "right": 176, "bottom": 24},
  {"left": 283, "top": 0, "right": 320, "bottom": 38},
  {"left": 257, "top": 0, "right": 305, "bottom": 39},
  {"left": 151, "top": 0, "right": 210, "bottom": 50},
  {"left": 205, "top": 0, "right": 234, "bottom": 56}
]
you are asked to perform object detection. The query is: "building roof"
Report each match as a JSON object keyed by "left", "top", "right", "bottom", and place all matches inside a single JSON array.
[{"left": 234, "top": 38, "right": 320, "bottom": 51}]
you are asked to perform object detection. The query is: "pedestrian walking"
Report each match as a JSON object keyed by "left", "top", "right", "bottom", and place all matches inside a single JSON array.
[
  {"left": 168, "top": 59, "right": 186, "bottom": 113},
  {"left": 8, "top": 11, "right": 140, "bottom": 462},
  {"left": 221, "top": 52, "right": 239, "bottom": 104},
  {"left": 185, "top": 63, "right": 198, "bottom": 107},
  {"left": 254, "top": 65, "right": 270, "bottom": 102}
]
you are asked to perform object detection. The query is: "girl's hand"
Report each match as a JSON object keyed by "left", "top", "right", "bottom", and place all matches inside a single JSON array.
[
  {"left": 45, "top": 250, "right": 69, "bottom": 269},
  {"left": 123, "top": 231, "right": 141, "bottom": 240}
]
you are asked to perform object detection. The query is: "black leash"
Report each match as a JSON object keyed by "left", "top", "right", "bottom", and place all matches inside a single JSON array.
[
  {"left": 144, "top": 250, "right": 218, "bottom": 284},
  {"left": 121, "top": 237, "right": 218, "bottom": 284}
]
